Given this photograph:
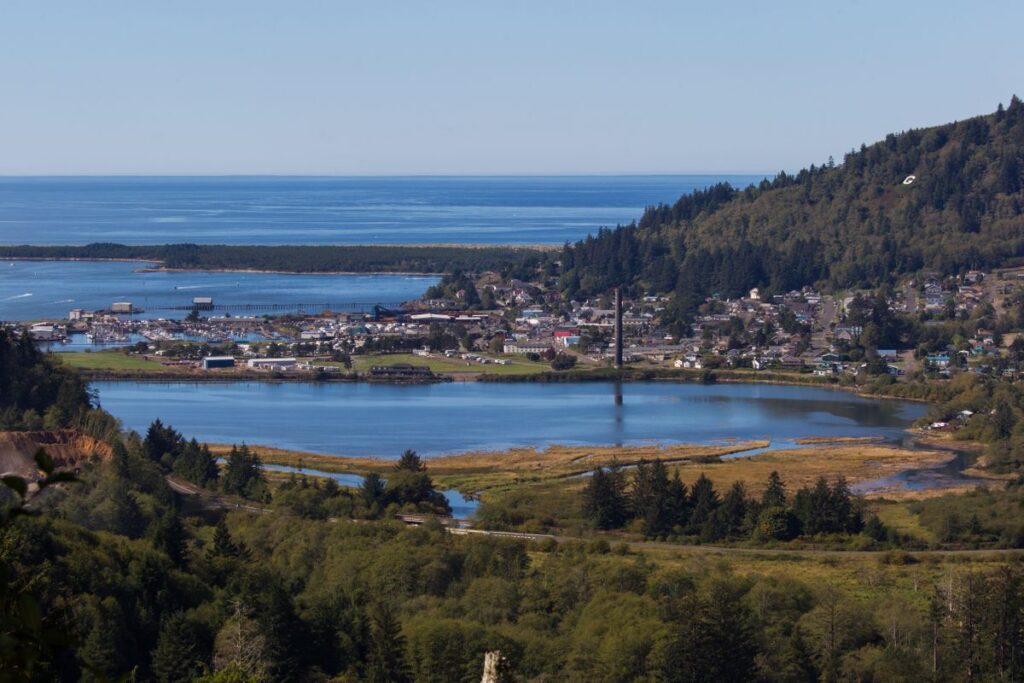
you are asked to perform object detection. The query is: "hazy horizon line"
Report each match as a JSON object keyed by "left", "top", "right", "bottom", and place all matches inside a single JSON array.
[{"left": 0, "top": 172, "right": 773, "bottom": 179}]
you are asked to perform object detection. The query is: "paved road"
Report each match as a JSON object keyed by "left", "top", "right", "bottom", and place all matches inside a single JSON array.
[
  {"left": 904, "top": 283, "right": 919, "bottom": 314},
  {"left": 166, "top": 475, "right": 267, "bottom": 514}
]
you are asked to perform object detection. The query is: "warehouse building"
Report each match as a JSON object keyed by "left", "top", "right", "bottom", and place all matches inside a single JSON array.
[{"left": 201, "top": 356, "right": 236, "bottom": 369}]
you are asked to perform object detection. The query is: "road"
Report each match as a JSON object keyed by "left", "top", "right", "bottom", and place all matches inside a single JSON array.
[
  {"left": 169, "top": 476, "right": 1024, "bottom": 561},
  {"left": 810, "top": 295, "right": 838, "bottom": 351},
  {"left": 904, "top": 283, "right": 919, "bottom": 314},
  {"left": 166, "top": 475, "right": 267, "bottom": 514}
]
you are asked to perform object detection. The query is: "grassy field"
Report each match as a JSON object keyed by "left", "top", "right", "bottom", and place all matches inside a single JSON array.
[
  {"left": 347, "top": 352, "right": 553, "bottom": 375},
  {"left": 873, "top": 500, "right": 939, "bottom": 544},
  {"left": 215, "top": 439, "right": 954, "bottom": 498},
  {"left": 56, "top": 351, "right": 170, "bottom": 372}
]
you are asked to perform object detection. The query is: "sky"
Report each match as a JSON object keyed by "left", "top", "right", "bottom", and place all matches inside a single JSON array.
[{"left": 1, "top": 1, "right": 1021, "bottom": 175}]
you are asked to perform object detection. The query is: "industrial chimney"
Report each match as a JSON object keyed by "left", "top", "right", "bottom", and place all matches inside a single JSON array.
[{"left": 614, "top": 287, "right": 623, "bottom": 369}]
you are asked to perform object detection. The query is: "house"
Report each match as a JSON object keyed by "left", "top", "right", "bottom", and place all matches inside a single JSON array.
[
  {"left": 192, "top": 297, "right": 214, "bottom": 310},
  {"left": 833, "top": 325, "right": 863, "bottom": 341},
  {"left": 926, "top": 354, "right": 951, "bottom": 369},
  {"left": 674, "top": 354, "right": 703, "bottom": 369},
  {"left": 503, "top": 342, "right": 550, "bottom": 355},
  {"left": 246, "top": 357, "right": 297, "bottom": 370},
  {"left": 111, "top": 302, "right": 133, "bottom": 313},
  {"left": 876, "top": 349, "right": 899, "bottom": 360},
  {"left": 28, "top": 323, "right": 61, "bottom": 341}
]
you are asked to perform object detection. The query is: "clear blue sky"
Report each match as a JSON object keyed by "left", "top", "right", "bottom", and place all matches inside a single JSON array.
[{"left": 1, "top": 1, "right": 1021, "bottom": 175}]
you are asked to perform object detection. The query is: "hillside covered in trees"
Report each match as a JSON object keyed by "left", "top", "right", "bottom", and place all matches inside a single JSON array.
[
  {"left": 559, "top": 98, "right": 1024, "bottom": 321},
  {"left": 8, "top": 328, "right": 1024, "bottom": 679}
]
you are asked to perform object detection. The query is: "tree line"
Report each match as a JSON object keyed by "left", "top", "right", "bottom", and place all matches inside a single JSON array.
[
  {"left": 0, "top": 243, "right": 545, "bottom": 277},
  {"left": 583, "top": 461, "right": 884, "bottom": 544}
]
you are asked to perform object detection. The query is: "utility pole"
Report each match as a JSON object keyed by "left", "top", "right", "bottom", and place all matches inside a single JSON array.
[{"left": 614, "top": 287, "right": 623, "bottom": 369}]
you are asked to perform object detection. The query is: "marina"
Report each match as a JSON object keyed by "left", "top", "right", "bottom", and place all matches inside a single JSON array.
[{"left": 0, "top": 259, "right": 437, "bottom": 321}]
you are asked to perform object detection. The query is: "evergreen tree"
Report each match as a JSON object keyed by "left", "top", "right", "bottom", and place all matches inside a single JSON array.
[
  {"left": 666, "top": 472, "right": 690, "bottom": 531},
  {"left": 151, "top": 511, "right": 187, "bottom": 566},
  {"left": 583, "top": 465, "right": 629, "bottom": 530},
  {"left": 717, "top": 481, "right": 749, "bottom": 538},
  {"left": 221, "top": 444, "right": 266, "bottom": 499},
  {"left": 395, "top": 449, "right": 426, "bottom": 472},
  {"left": 632, "top": 459, "right": 673, "bottom": 537},
  {"left": 210, "top": 518, "right": 241, "bottom": 558},
  {"left": 151, "top": 612, "right": 211, "bottom": 683},
  {"left": 144, "top": 419, "right": 185, "bottom": 467},
  {"left": 687, "top": 474, "right": 720, "bottom": 535},
  {"left": 172, "top": 438, "right": 219, "bottom": 487},
  {"left": 101, "top": 485, "right": 146, "bottom": 539},
  {"left": 762, "top": 471, "right": 787, "bottom": 508},
  {"left": 366, "top": 604, "right": 411, "bottom": 683},
  {"left": 360, "top": 472, "right": 386, "bottom": 510}
]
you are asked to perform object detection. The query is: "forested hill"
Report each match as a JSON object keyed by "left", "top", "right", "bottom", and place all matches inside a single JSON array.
[{"left": 559, "top": 97, "right": 1024, "bottom": 317}]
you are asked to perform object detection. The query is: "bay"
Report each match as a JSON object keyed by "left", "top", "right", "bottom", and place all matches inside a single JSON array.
[
  {"left": 0, "top": 259, "right": 437, "bottom": 320},
  {"left": 91, "top": 381, "right": 927, "bottom": 459}
]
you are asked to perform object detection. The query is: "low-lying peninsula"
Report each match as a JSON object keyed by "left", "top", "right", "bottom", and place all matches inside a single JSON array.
[{"left": 0, "top": 242, "right": 549, "bottom": 274}]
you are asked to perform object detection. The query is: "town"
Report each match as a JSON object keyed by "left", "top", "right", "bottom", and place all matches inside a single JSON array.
[{"left": 9, "top": 263, "right": 1022, "bottom": 385}]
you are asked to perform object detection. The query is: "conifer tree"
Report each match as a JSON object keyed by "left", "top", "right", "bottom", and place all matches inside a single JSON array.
[
  {"left": 762, "top": 471, "right": 787, "bottom": 508},
  {"left": 366, "top": 604, "right": 411, "bottom": 683},
  {"left": 583, "top": 465, "right": 629, "bottom": 530}
]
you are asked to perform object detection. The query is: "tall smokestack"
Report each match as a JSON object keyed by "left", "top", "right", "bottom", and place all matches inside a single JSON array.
[{"left": 614, "top": 287, "right": 623, "bottom": 369}]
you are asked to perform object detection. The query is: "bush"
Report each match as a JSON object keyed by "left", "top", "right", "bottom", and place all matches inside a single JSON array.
[
  {"left": 756, "top": 507, "right": 800, "bottom": 541},
  {"left": 551, "top": 353, "right": 577, "bottom": 371}
]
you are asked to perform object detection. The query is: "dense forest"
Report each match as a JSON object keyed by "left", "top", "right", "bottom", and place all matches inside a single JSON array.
[
  {"left": 559, "top": 97, "right": 1024, "bottom": 321},
  {"left": 7, "top": 335, "right": 1024, "bottom": 680},
  {"left": 0, "top": 243, "right": 545, "bottom": 278},
  {"left": 0, "top": 328, "right": 92, "bottom": 431}
]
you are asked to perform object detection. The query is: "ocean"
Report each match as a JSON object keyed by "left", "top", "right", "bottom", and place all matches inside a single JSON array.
[{"left": 0, "top": 175, "right": 763, "bottom": 245}]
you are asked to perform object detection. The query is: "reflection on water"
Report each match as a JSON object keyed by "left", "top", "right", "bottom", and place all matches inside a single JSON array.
[
  {"left": 699, "top": 393, "right": 908, "bottom": 427},
  {"left": 95, "top": 381, "right": 928, "bottom": 459}
]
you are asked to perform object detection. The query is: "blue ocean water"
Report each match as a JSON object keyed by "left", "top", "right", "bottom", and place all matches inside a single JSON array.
[{"left": 0, "top": 175, "right": 763, "bottom": 245}]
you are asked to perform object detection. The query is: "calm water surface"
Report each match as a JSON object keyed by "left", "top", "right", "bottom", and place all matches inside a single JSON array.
[
  {"left": 92, "top": 381, "right": 927, "bottom": 459},
  {"left": 0, "top": 260, "right": 437, "bottom": 320},
  {"left": 0, "top": 176, "right": 763, "bottom": 245}
]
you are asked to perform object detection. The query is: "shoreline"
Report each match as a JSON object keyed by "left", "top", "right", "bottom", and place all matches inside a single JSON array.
[
  {"left": 73, "top": 363, "right": 933, "bottom": 403},
  {"left": 2, "top": 256, "right": 442, "bottom": 277},
  {"left": 134, "top": 265, "right": 444, "bottom": 277}
]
